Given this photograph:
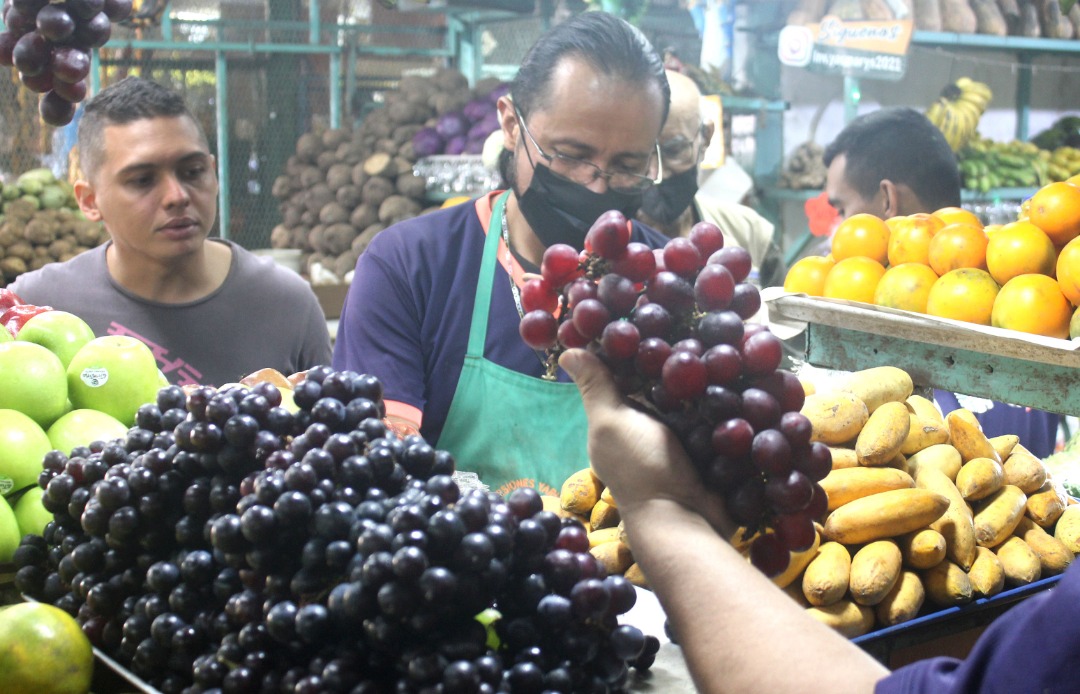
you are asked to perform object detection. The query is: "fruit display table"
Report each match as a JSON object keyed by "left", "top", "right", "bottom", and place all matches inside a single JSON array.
[{"left": 764, "top": 290, "right": 1080, "bottom": 417}]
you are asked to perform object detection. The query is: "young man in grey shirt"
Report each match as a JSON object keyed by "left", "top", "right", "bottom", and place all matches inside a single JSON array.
[{"left": 10, "top": 77, "right": 331, "bottom": 386}]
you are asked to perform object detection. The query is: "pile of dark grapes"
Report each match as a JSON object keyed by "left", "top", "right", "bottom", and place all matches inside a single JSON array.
[
  {"left": 13, "top": 366, "right": 658, "bottom": 693},
  {"left": 518, "top": 211, "right": 831, "bottom": 576},
  {"left": 0, "top": 0, "right": 132, "bottom": 126}
]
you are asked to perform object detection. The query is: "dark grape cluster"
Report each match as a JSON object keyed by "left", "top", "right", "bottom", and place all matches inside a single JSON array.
[
  {"left": 0, "top": 0, "right": 131, "bottom": 126},
  {"left": 519, "top": 211, "right": 831, "bottom": 576},
  {"left": 13, "top": 366, "right": 658, "bottom": 693}
]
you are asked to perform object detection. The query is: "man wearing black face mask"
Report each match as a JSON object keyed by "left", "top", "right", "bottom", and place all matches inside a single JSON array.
[
  {"left": 638, "top": 70, "right": 786, "bottom": 289},
  {"left": 333, "top": 12, "right": 671, "bottom": 497}
]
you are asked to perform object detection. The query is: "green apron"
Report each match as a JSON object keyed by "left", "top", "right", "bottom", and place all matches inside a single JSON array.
[{"left": 436, "top": 192, "right": 589, "bottom": 497}]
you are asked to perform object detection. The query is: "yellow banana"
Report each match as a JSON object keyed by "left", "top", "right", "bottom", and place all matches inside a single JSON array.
[{"left": 926, "top": 99, "right": 947, "bottom": 128}]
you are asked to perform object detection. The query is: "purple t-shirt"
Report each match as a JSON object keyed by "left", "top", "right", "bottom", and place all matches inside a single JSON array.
[
  {"left": 876, "top": 560, "right": 1080, "bottom": 693},
  {"left": 332, "top": 196, "right": 668, "bottom": 445}
]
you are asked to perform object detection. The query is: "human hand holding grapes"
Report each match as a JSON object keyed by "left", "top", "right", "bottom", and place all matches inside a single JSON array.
[{"left": 521, "top": 211, "right": 831, "bottom": 576}]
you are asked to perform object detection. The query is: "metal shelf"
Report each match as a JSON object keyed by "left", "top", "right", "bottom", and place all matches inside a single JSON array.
[
  {"left": 912, "top": 31, "right": 1080, "bottom": 55},
  {"left": 961, "top": 187, "right": 1039, "bottom": 202}
]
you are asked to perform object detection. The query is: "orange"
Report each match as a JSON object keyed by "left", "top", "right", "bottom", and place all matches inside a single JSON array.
[
  {"left": 926, "top": 268, "right": 1000, "bottom": 325},
  {"left": 887, "top": 214, "right": 939, "bottom": 266},
  {"left": 0, "top": 602, "right": 94, "bottom": 694},
  {"left": 991, "top": 274, "right": 1072, "bottom": 339},
  {"left": 1028, "top": 182, "right": 1080, "bottom": 247},
  {"left": 1067, "top": 174, "right": 1080, "bottom": 187},
  {"left": 873, "top": 263, "right": 939, "bottom": 313},
  {"left": 928, "top": 222, "right": 989, "bottom": 276},
  {"left": 932, "top": 206, "right": 983, "bottom": 229},
  {"left": 984, "top": 220, "right": 1057, "bottom": 286},
  {"left": 783, "top": 255, "right": 836, "bottom": 296},
  {"left": 830, "top": 213, "right": 890, "bottom": 264},
  {"left": 821, "top": 256, "right": 887, "bottom": 304},
  {"left": 1056, "top": 235, "right": 1080, "bottom": 306}
]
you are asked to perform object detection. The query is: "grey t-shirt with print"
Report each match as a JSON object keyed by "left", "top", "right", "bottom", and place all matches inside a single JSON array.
[{"left": 10, "top": 240, "right": 333, "bottom": 386}]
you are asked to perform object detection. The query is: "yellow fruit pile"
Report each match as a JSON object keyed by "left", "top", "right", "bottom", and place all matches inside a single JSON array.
[
  {"left": 783, "top": 176, "right": 1080, "bottom": 340},
  {"left": 788, "top": 366, "right": 1077, "bottom": 638}
]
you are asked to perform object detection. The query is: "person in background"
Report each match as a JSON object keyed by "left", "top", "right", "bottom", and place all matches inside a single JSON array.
[
  {"left": 823, "top": 107, "right": 1059, "bottom": 458},
  {"left": 638, "top": 69, "right": 787, "bottom": 288},
  {"left": 333, "top": 12, "right": 671, "bottom": 496},
  {"left": 11, "top": 77, "right": 332, "bottom": 386},
  {"left": 561, "top": 346, "right": 1080, "bottom": 694}
]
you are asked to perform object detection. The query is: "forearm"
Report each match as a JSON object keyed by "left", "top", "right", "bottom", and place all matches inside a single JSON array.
[{"left": 622, "top": 499, "right": 890, "bottom": 694}]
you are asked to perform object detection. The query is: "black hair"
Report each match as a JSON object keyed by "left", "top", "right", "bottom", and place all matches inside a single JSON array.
[
  {"left": 78, "top": 77, "right": 207, "bottom": 179},
  {"left": 823, "top": 107, "right": 961, "bottom": 210},
  {"left": 498, "top": 11, "right": 670, "bottom": 185}
]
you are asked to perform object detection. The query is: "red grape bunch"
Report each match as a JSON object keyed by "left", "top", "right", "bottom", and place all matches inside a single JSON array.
[
  {"left": 0, "top": 0, "right": 132, "bottom": 126},
  {"left": 519, "top": 211, "right": 831, "bottom": 577}
]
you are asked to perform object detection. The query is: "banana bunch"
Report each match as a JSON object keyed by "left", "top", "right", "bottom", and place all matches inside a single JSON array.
[
  {"left": 1048, "top": 146, "right": 1080, "bottom": 182},
  {"left": 926, "top": 77, "right": 993, "bottom": 152},
  {"left": 959, "top": 138, "right": 1044, "bottom": 193}
]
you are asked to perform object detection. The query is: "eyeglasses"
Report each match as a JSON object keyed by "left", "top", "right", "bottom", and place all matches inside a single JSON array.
[
  {"left": 659, "top": 125, "right": 708, "bottom": 171},
  {"left": 515, "top": 108, "right": 662, "bottom": 194}
]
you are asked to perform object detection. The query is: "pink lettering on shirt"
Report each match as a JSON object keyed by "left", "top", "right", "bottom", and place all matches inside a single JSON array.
[{"left": 107, "top": 322, "right": 204, "bottom": 386}]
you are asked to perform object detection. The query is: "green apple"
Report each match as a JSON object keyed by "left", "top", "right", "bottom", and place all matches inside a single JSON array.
[
  {"left": 0, "top": 409, "right": 51, "bottom": 498},
  {"left": 0, "top": 327, "right": 11, "bottom": 343},
  {"left": 0, "top": 341, "right": 68, "bottom": 428},
  {"left": 13, "top": 487, "right": 52, "bottom": 536},
  {"left": 67, "top": 335, "right": 161, "bottom": 427},
  {"left": 47, "top": 409, "right": 128, "bottom": 455},
  {"left": 16, "top": 310, "right": 96, "bottom": 368},
  {"left": 0, "top": 494, "right": 20, "bottom": 562}
]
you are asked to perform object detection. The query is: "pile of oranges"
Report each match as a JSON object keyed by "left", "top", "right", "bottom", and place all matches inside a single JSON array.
[{"left": 784, "top": 178, "right": 1080, "bottom": 340}]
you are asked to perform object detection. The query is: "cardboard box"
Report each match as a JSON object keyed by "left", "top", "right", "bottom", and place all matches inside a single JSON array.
[{"left": 311, "top": 283, "right": 350, "bottom": 320}]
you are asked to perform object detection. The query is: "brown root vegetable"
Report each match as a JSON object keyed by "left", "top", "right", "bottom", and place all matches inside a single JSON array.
[
  {"left": 941, "top": 0, "right": 978, "bottom": 31},
  {"left": 1037, "top": 0, "right": 1073, "bottom": 37},
  {"left": 431, "top": 91, "right": 470, "bottom": 116},
  {"left": 0, "top": 256, "right": 28, "bottom": 279},
  {"left": 914, "top": 0, "right": 944, "bottom": 29},
  {"left": 349, "top": 203, "right": 379, "bottom": 232},
  {"left": 972, "top": 0, "right": 1008, "bottom": 34},
  {"left": 363, "top": 153, "right": 397, "bottom": 179},
  {"left": 322, "top": 223, "right": 359, "bottom": 256},
  {"left": 305, "top": 184, "right": 335, "bottom": 215},
  {"left": 351, "top": 163, "right": 369, "bottom": 189},
  {"left": 325, "top": 164, "right": 353, "bottom": 192},
  {"left": 23, "top": 219, "right": 56, "bottom": 245},
  {"left": 75, "top": 222, "right": 105, "bottom": 247},
  {"left": 0, "top": 224, "right": 18, "bottom": 247},
  {"left": 388, "top": 100, "right": 422, "bottom": 125},
  {"left": 48, "top": 239, "right": 74, "bottom": 259},
  {"left": 1019, "top": 0, "right": 1042, "bottom": 35},
  {"left": 997, "top": 0, "right": 1021, "bottom": 32},
  {"left": 29, "top": 256, "right": 51, "bottom": 271},
  {"left": 321, "top": 128, "right": 350, "bottom": 150},
  {"left": 393, "top": 125, "right": 424, "bottom": 145},
  {"left": 353, "top": 223, "right": 386, "bottom": 255},
  {"left": 434, "top": 67, "right": 469, "bottom": 93},
  {"left": 375, "top": 139, "right": 401, "bottom": 156},
  {"left": 270, "top": 225, "right": 292, "bottom": 249},
  {"left": 308, "top": 226, "right": 327, "bottom": 254},
  {"left": 299, "top": 166, "right": 323, "bottom": 189},
  {"left": 295, "top": 133, "right": 321, "bottom": 163},
  {"left": 291, "top": 226, "right": 312, "bottom": 251},
  {"left": 282, "top": 206, "right": 304, "bottom": 229},
  {"left": 361, "top": 176, "right": 395, "bottom": 208},
  {"left": 316, "top": 150, "right": 339, "bottom": 172},
  {"left": 336, "top": 185, "right": 362, "bottom": 209},
  {"left": 861, "top": 0, "right": 896, "bottom": 19},
  {"left": 272, "top": 175, "right": 294, "bottom": 199},
  {"left": 396, "top": 173, "right": 428, "bottom": 200},
  {"left": 333, "top": 248, "right": 361, "bottom": 279},
  {"left": 7, "top": 241, "right": 34, "bottom": 261},
  {"left": 335, "top": 142, "right": 363, "bottom": 166},
  {"left": 397, "top": 141, "right": 417, "bottom": 161},
  {"left": 301, "top": 210, "right": 317, "bottom": 226},
  {"left": 378, "top": 195, "right": 423, "bottom": 225}
]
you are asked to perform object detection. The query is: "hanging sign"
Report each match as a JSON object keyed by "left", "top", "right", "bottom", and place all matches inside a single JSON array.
[{"left": 778, "top": 16, "right": 914, "bottom": 81}]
